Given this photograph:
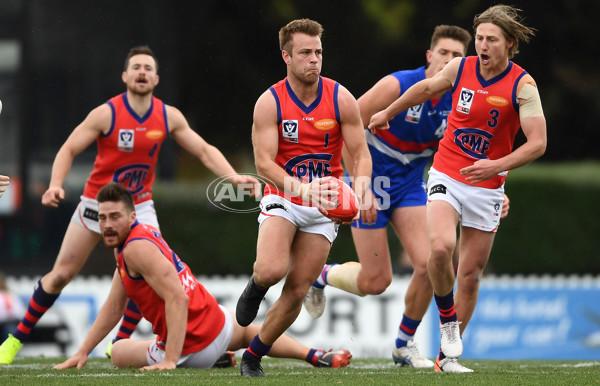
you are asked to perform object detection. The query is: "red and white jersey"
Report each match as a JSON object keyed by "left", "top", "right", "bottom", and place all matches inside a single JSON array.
[
  {"left": 265, "top": 76, "right": 344, "bottom": 206},
  {"left": 83, "top": 93, "right": 168, "bottom": 204},
  {"left": 116, "top": 222, "right": 225, "bottom": 355},
  {"left": 433, "top": 56, "right": 527, "bottom": 189}
]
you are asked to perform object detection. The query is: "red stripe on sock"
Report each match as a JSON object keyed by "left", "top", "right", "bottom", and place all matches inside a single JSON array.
[
  {"left": 16, "top": 323, "right": 31, "bottom": 335},
  {"left": 400, "top": 324, "right": 417, "bottom": 334},
  {"left": 29, "top": 300, "right": 49, "bottom": 314},
  {"left": 116, "top": 331, "right": 131, "bottom": 339},
  {"left": 246, "top": 347, "right": 261, "bottom": 358}
]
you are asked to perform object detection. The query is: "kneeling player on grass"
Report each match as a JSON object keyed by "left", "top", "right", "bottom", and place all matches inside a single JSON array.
[{"left": 54, "top": 182, "right": 351, "bottom": 371}]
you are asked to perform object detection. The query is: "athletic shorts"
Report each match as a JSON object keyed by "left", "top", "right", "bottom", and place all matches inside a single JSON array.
[
  {"left": 146, "top": 305, "right": 233, "bottom": 368},
  {"left": 257, "top": 194, "right": 339, "bottom": 243},
  {"left": 351, "top": 176, "right": 427, "bottom": 230},
  {"left": 70, "top": 196, "right": 159, "bottom": 234},
  {"left": 427, "top": 167, "right": 504, "bottom": 232}
]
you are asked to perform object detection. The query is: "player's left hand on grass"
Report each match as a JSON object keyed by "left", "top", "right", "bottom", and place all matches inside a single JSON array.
[
  {"left": 53, "top": 352, "right": 88, "bottom": 370},
  {"left": 460, "top": 159, "right": 502, "bottom": 184},
  {"left": 140, "top": 360, "right": 177, "bottom": 371}
]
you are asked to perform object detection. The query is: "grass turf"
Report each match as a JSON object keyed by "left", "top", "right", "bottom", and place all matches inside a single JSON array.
[{"left": 1, "top": 357, "right": 599, "bottom": 385}]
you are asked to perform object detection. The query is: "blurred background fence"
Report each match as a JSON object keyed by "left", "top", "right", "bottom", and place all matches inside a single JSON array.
[{"left": 0, "top": 0, "right": 599, "bottom": 277}]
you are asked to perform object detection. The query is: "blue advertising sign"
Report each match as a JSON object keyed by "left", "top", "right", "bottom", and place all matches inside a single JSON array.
[{"left": 429, "top": 280, "right": 600, "bottom": 359}]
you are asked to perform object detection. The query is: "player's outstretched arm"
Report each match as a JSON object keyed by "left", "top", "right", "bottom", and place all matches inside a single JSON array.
[
  {"left": 53, "top": 270, "right": 127, "bottom": 370},
  {"left": 43, "top": 104, "right": 111, "bottom": 207},
  {"left": 123, "top": 239, "right": 189, "bottom": 370},
  {"left": 357, "top": 75, "right": 401, "bottom": 128},
  {"left": 167, "top": 105, "right": 260, "bottom": 197},
  {"left": 369, "top": 58, "right": 459, "bottom": 132}
]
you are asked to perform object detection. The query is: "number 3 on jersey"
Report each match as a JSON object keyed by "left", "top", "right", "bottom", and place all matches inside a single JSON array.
[{"left": 488, "top": 109, "right": 499, "bottom": 128}]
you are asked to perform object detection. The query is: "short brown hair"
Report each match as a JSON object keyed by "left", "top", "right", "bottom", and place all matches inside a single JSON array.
[
  {"left": 97, "top": 182, "right": 135, "bottom": 213},
  {"left": 279, "top": 18, "right": 324, "bottom": 53},
  {"left": 124, "top": 45, "right": 158, "bottom": 72},
  {"left": 473, "top": 5, "right": 535, "bottom": 59},
  {"left": 431, "top": 25, "right": 472, "bottom": 55}
]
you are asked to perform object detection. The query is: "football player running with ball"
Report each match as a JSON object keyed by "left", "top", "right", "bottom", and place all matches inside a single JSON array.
[{"left": 234, "top": 18, "right": 372, "bottom": 376}]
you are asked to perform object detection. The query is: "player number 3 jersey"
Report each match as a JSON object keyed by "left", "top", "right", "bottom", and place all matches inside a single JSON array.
[{"left": 433, "top": 56, "right": 527, "bottom": 189}]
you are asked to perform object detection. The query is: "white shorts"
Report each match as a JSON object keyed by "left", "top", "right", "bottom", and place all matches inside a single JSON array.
[
  {"left": 146, "top": 305, "right": 234, "bottom": 368},
  {"left": 427, "top": 168, "right": 504, "bottom": 232},
  {"left": 257, "top": 194, "right": 339, "bottom": 243},
  {"left": 70, "top": 196, "right": 160, "bottom": 234}
]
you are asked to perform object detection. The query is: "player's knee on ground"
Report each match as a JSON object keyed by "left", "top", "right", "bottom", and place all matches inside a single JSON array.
[{"left": 110, "top": 339, "right": 139, "bottom": 368}]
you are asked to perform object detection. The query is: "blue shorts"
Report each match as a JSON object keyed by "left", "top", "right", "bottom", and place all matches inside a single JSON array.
[{"left": 351, "top": 175, "right": 427, "bottom": 230}]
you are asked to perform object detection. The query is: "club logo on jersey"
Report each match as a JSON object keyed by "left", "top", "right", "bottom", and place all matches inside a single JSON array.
[
  {"left": 145, "top": 129, "right": 165, "bottom": 140},
  {"left": 118, "top": 129, "right": 135, "bottom": 152},
  {"left": 180, "top": 270, "right": 197, "bottom": 293},
  {"left": 313, "top": 118, "right": 338, "bottom": 131},
  {"left": 284, "top": 153, "right": 333, "bottom": 181},
  {"left": 405, "top": 104, "right": 423, "bottom": 123},
  {"left": 453, "top": 128, "right": 493, "bottom": 159},
  {"left": 486, "top": 96, "right": 509, "bottom": 107},
  {"left": 113, "top": 164, "right": 151, "bottom": 195},
  {"left": 282, "top": 120, "right": 299, "bottom": 143},
  {"left": 429, "top": 184, "right": 447, "bottom": 195},
  {"left": 457, "top": 88, "right": 475, "bottom": 114}
]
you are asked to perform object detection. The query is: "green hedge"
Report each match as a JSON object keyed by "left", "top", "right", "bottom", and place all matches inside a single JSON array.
[{"left": 152, "top": 162, "right": 600, "bottom": 276}]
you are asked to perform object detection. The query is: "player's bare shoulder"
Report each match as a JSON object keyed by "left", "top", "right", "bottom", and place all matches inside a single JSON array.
[
  {"left": 163, "top": 104, "right": 188, "bottom": 134},
  {"left": 336, "top": 84, "right": 361, "bottom": 123},
  {"left": 82, "top": 103, "right": 113, "bottom": 135},
  {"left": 439, "top": 56, "right": 462, "bottom": 85},
  {"left": 253, "top": 89, "right": 278, "bottom": 126}
]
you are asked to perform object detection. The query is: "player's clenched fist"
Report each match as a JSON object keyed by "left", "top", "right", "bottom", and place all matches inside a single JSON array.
[{"left": 42, "top": 186, "right": 66, "bottom": 208}]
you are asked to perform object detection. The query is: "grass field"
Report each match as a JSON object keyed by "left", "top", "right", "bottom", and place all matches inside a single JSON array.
[{"left": 2, "top": 357, "right": 599, "bottom": 385}]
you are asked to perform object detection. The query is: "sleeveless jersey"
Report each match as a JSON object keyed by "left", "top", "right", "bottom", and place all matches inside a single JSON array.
[
  {"left": 433, "top": 56, "right": 527, "bottom": 188},
  {"left": 265, "top": 76, "right": 343, "bottom": 206},
  {"left": 367, "top": 66, "right": 451, "bottom": 184},
  {"left": 83, "top": 93, "right": 168, "bottom": 204},
  {"left": 116, "top": 221, "right": 225, "bottom": 355}
]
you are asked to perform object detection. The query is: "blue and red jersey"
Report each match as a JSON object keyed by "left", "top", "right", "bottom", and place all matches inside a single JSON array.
[
  {"left": 367, "top": 66, "right": 451, "bottom": 185},
  {"left": 83, "top": 93, "right": 168, "bottom": 204}
]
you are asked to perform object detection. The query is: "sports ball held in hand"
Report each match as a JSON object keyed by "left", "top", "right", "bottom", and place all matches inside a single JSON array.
[{"left": 324, "top": 178, "right": 359, "bottom": 223}]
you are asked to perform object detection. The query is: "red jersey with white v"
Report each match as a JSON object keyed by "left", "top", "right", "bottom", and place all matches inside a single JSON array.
[
  {"left": 83, "top": 93, "right": 168, "bottom": 204},
  {"left": 116, "top": 222, "right": 225, "bottom": 355},
  {"left": 433, "top": 56, "right": 526, "bottom": 189},
  {"left": 266, "top": 76, "right": 343, "bottom": 206}
]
